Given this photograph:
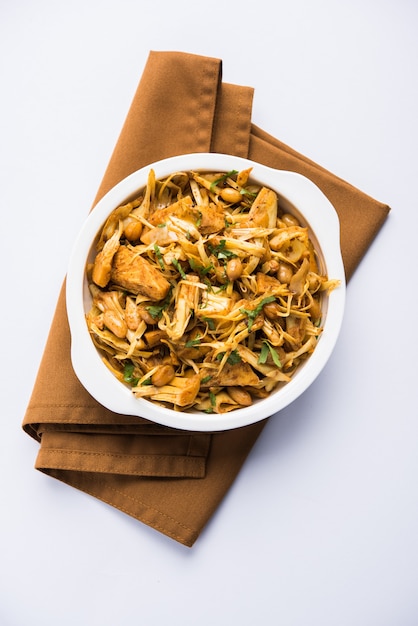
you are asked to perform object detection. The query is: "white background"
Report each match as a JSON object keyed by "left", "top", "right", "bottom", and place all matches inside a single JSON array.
[{"left": 1, "top": 1, "right": 417, "bottom": 624}]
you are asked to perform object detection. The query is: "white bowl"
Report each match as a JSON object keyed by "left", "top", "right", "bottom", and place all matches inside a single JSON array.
[{"left": 66, "top": 153, "right": 346, "bottom": 431}]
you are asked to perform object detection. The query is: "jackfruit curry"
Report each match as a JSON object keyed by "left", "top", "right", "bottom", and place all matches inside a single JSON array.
[{"left": 86, "top": 167, "right": 339, "bottom": 413}]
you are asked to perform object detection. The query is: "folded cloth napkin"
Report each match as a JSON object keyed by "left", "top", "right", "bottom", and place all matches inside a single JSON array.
[{"left": 22, "top": 51, "right": 390, "bottom": 547}]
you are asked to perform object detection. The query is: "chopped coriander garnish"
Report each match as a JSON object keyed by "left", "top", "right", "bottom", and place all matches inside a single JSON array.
[
  {"left": 258, "top": 341, "right": 282, "bottom": 368},
  {"left": 202, "top": 277, "right": 214, "bottom": 292},
  {"left": 185, "top": 336, "right": 201, "bottom": 348},
  {"left": 270, "top": 346, "right": 282, "bottom": 368},
  {"left": 240, "top": 295, "right": 276, "bottom": 330},
  {"left": 258, "top": 342, "right": 269, "bottom": 365},
  {"left": 172, "top": 258, "right": 187, "bottom": 279},
  {"left": 209, "top": 391, "right": 216, "bottom": 407},
  {"left": 201, "top": 262, "right": 214, "bottom": 275},
  {"left": 202, "top": 316, "right": 215, "bottom": 330},
  {"left": 147, "top": 303, "right": 164, "bottom": 319},
  {"left": 153, "top": 243, "right": 165, "bottom": 270},
  {"left": 210, "top": 170, "right": 238, "bottom": 190},
  {"left": 216, "top": 349, "right": 241, "bottom": 365},
  {"left": 240, "top": 188, "right": 257, "bottom": 198},
  {"left": 189, "top": 258, "right": 213, "bottom": 275},
  {"left": 208, "top": 239, "right": 236, "bottom": 262},
  {"left": 201, "top": 375, "right": 212, "bottom": 384},
  {"left": 123, "top": 361, "right": 139, "bottom": 386},
  {"left": 146, "top": 286, "right": 173, "bottom": 319}
]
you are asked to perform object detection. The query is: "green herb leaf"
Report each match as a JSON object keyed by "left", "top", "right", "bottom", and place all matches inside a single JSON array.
[
  {"left": 123, "top": 361, "right": 139, "bottom": 386},
  {"left": 258, "top": 341, "right": 282, "bottom": 368},
  {"left": 240, "top": 188, "right": 257, "bottom": 198},
  {"left": 185, "top": 336, "right": 201, "bottom": 348},
  {"left": 202, "top": 316, "right": 215, "bottom": 330},
  {"left": 201, "top": 375, "right": 212, "bottom": 384},
  {"left": 189, "top": 258, "right": 213, "bottom": 275},
  {"left": 210, "top": 170, "right": 238, "bottom": 190},
  {"left": 258, "top": 342, "right": 270, "bottom": 365},
  {"left": 172, "top": 258, "right": 187, "bottom": 279},
  {"left": 147, "top": 304, "right": 164, "bottom": 319},
  {"left": 216, "top": 349, "right": 242, "bottom": 365},
  {"left": 240, "top": 295, "right": 276, "bottom": 330},
  {"left": 208, "top": 239, "right": 236, "bottom": 262},
  {"left": 269, "top": 346, "right": 282, "bottom": 368},
  {"left": 146, "top": 286, "right": 173, "bottom": 319},
  {"left": 153, "top": 243, "right": 165, "bottom": 270},
  {"left": 209, "top": 391, "right": 216, "bottom": 407}
]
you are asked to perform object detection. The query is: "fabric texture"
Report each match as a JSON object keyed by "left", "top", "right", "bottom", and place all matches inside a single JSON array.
[{"left": 22, "top": 51, "right": 390, "bottom": 547}]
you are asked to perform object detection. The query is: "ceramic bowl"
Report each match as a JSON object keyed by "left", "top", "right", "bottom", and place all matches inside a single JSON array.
[{"left": 66, "top": 153, "right": 346, "bottom": 431}]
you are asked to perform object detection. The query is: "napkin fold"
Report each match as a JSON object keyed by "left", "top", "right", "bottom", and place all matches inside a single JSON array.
[{"left": 22, "top": 51, "right": 390, "bottom": 547}]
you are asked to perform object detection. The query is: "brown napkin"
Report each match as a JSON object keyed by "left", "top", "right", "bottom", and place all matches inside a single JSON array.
[{"left": 22, "top": 51, "right": 390, "bottom": 547}]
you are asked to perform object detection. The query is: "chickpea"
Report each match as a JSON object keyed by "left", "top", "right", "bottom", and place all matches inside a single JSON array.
[
  {"left": 277, "top": 262, "right": 294, "bottom": 284},
  {"left": 226, "top": 257, "right": 243, "bottom": 281},
  {"left": 266, "top": 259, "right": 280, "bottom": 274},
  {"left": 123, "top": 217, "right": 143, "bottom": 242},
  {"left": 308, "top": 273, "right": 321, "bottom": 292},
  {"left": 228, "top": 387, "right": 253, "bottom": 407},
  {"left": 281, "top": 212, "right": 300, "bottom": 227},
  {"left": 263, "top": 301, "right": 282, "bottom": 321},
  {"left": 151, "top": 364, "right": 175, "bottom": 387},
  {"left": 220, "top": 187, "right": 242, "bottom": 204}
]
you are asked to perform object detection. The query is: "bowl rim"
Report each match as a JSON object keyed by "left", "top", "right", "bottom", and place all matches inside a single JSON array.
[{"left": 66, "top": 152, "right": 346, "bottom": 431}]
